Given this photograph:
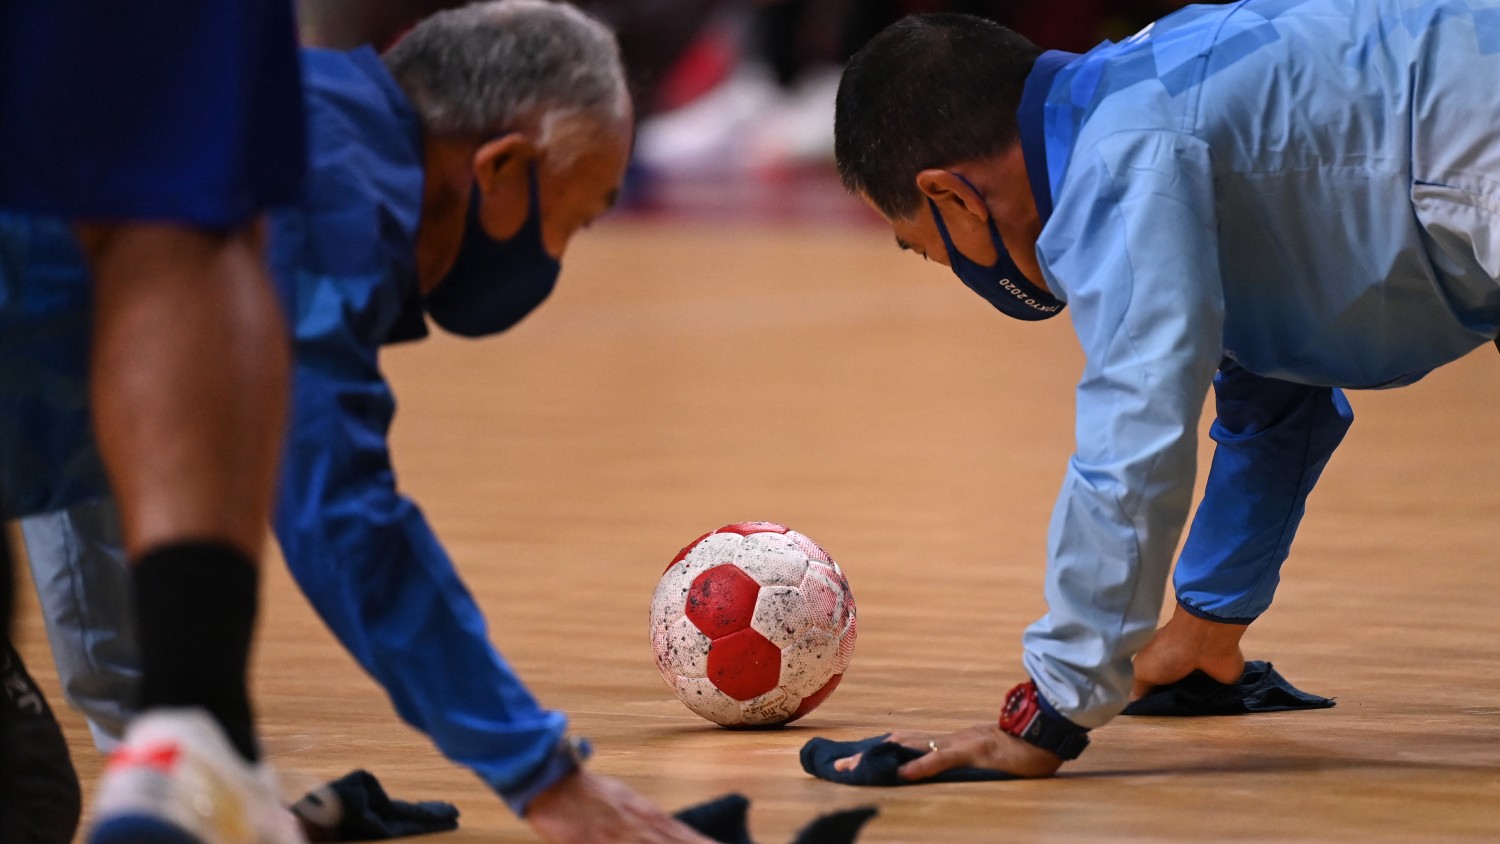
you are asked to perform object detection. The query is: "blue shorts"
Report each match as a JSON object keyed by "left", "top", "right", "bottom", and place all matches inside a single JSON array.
[{"left": 0, "top": 0, "right": 306, "bottom": 227}]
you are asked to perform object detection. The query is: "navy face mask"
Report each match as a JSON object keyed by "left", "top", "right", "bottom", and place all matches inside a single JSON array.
[
  {"left": 927, "top": 176, "right": 1064, "bottom": 321},
  {"left": 424, "top": 161, "right": 561, "bottom": 337}
]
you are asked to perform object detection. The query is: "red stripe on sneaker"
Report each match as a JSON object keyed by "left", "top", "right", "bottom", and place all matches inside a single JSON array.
[{"left": 106, "top": 742, "right": 181, "bottom": 773}]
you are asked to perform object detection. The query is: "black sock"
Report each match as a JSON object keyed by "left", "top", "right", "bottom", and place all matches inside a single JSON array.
[{"left": 133, "top": 542, "right": 260, "bottom": 762}]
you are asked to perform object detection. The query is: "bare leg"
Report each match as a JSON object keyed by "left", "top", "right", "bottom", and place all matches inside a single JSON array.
[
  {"left": 81, "top": 223, "right": 289, "bottom": 561},
  {"left": 79, "top": 221, "right": 290, "bottom": 763}
]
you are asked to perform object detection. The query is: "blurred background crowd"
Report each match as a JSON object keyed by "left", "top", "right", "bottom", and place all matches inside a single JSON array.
[{"left": 300, "top": 0, "right": 1204, "bottom": 183}]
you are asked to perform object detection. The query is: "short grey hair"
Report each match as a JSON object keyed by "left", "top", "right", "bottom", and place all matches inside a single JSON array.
[{"left": 384, "top": 0, "right": 629, "bottom": 151}]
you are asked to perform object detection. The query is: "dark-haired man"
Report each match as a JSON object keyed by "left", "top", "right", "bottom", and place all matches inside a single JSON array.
[{"left": 827, "top": 0, "right": 1500, "bottom": 780}]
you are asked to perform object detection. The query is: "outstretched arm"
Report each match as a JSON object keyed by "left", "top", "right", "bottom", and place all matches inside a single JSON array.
[
  {"left": 849, "top": 130, "right": 1228, "bottom": 781},
  {"left": 1022, "top": 130, "right": 1226, "bottom": 731},
  {"left": 275, "top": 309, "right": 711, "bottom": 842},
  {"left": 273, "top": 324, "right": 573, "bottom": 812}
]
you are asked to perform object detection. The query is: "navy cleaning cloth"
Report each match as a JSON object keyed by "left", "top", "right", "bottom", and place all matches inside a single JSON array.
[
  {"left": 675, "top": 793, "right": 878, "bottom": 844},
  {"left": 800, "top": 734, "right": 1018, "bottom": 786},
  {"left": 291, "top": 770, "right": 460, "bottom": 841},
  {"left": 792, "top": 804, "right": 881, "bottom": 842},
  {"left": 676, "top": 794, "right": 754, "bottom": 844},
  {"left": 1123, "top": 660, "right": 1335, "bottom": 716}
]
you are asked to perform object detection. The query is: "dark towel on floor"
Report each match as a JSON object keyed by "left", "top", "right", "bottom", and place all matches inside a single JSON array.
[
  {"left": 676, "top": 793, "right": 754, "bottom": 844},
  {"left": 791, "top": 805, "right": 880, "bottom": 843},
  {"left": 1123, "top": 660, "right": 1335, "bottom": 716},
  {"left": 799, "top": 734, "right": 1018, "bottom": 786},
  {"left": 675, "top": 793, "right": 877, "bottom": 844},
  {"left": 291, "top": 769, "right": 460, "bottom": 841}
]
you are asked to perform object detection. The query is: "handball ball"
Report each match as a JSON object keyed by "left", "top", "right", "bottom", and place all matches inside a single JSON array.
[{"left": 650, "top": 522, "right": 857, "bottom": 727}]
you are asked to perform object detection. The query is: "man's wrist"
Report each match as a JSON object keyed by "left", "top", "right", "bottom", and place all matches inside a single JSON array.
[
  {"left": 998, "top": 681, "right": 1090, "bottom": 761},
  {"left": 501, "top": 735, "right": 592, "bottom": 816}
]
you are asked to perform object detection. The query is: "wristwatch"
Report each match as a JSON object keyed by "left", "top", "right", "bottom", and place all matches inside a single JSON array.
[{"left": 998, "top": 680, "right": 1090, "bottom": 761}]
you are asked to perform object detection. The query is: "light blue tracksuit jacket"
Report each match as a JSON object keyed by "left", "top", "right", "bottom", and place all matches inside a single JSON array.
[{"left": 1018, "top": 0, "right": 1500, "bottom": 728}]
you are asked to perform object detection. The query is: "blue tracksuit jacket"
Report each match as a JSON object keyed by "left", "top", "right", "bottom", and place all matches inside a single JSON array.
[{"left": 0, "top": 47, "right": 572, "bottom": 812}]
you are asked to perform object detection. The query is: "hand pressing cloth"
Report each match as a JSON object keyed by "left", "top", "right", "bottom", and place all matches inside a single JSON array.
[{"left": 799, "top": 734, "right": 1018, "bottom": 786}]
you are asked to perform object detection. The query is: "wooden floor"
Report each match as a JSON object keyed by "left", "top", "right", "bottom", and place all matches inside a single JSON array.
[{"left": 14, "top": 216, "right": 1500, "bottom": 842}]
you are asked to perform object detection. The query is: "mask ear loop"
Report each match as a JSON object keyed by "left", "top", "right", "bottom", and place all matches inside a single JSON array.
[
  {"left": 925, "top": 173, "right": 1065, "bottom": 320},
  {"left": 526, "top": 159, "right": 542, "bottom": 218},
  {"left": 512, "top": 159, "right": 550, "bottom": 250},
  {"left": 940, "top": 174, "right": 1013, "bottom": 271},
  {"left": 927, "top": 197, "right": 962, "bottom": 260},
  {"left": 473, "top": 134, "right": 545, "bottom": 233},
  {"left": 928, "top": 197, "right": 1007, "bottom": 273}
]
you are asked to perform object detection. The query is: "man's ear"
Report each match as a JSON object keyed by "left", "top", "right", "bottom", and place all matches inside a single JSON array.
[
  {"left": 472, "top": 133, "right": 537, "bottom": 198},
  {"left": 914, "top": 168, "right": 990, "bottom": 226}
]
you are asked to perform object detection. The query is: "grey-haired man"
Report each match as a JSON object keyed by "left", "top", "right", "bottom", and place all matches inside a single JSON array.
[{"left": 2, "top": 2, "right": 709, "bottom": 842}]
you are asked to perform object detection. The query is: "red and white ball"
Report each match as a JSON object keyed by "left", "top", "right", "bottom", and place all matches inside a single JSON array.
[{"left": 650, "top": 521, "right": 857, "bottom": 727}]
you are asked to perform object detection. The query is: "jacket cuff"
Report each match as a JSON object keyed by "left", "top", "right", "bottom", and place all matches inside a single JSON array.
[
  {"left": 500, "top": 736, "right": 592, "bottom": 816},
  {"left": 1176, "top": 598, "right": 1257, "bottom": 625}
]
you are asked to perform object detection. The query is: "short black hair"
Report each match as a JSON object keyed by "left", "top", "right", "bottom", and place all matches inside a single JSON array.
[{"left": 835, "top": 14, "right": 1041, "bottom": 220}]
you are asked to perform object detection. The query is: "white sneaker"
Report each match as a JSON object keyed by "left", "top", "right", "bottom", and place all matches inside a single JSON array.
[
  {"left": 746, "top": 65, "right": 842, "bottom": 170},
  {"left": 88, "top": 709, "right": 305, "bottom": 844},
  {"left": 634, "top": 62, "right": 781, "bottom": 175}
]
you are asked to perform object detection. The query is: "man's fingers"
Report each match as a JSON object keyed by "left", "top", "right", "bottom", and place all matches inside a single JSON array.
[
  {"left": 896, "top": 748, "right": 950, "bottom": 782},
  {"left": 833, "top": 752, "right": 863, "bottom": 772},
  {"left": 1202, "top": 651, "right": 1247, "bottom": 685}
]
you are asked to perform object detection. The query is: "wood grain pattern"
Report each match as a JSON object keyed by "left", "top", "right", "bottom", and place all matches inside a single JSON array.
[{"left": 13, "top": 218, "right": 1500, "bottom": 842}]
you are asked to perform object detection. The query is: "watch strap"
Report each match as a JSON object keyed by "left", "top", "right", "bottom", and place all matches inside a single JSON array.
[{"left": 998, "top": 681, "right": 1089, "bottom": 761}]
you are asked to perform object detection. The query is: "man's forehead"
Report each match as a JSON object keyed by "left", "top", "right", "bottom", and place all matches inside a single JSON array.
[
  {"left": 543, "top": 123, "right": 631, "bottom": 179},
  {"left": 856, "top": 190, "right": 888, "bottom": 221},
  {"left": 541, "top": 111, "right": 630, "bottom": 157}
]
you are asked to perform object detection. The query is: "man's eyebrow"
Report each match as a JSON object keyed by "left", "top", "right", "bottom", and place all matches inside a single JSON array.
[
  {"left": 604, "top": 188, "right": 620, "bottom": 210},
  {"left": 895, "top": 237, "right": 912, "bottom": 251}
]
